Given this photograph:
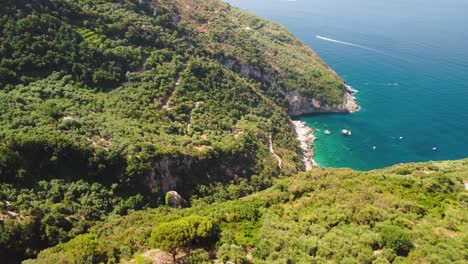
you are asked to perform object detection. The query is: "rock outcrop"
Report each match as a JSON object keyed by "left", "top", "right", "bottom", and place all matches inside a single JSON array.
[
  {"left": 218, "top": 56, "right": 359, "bottom": 117},
  {"left": 165, "top": 191, "right": 183, "bottom": 208},
  {"left": 149, "top": 156, "right": 189, "bottom": 193},
  {"left": 218, "top": 56, "right": 273, "bottom": 84},
  {"left": 287, "top": 85, "right": 360, "bottom": 117},
  {"left": 146, "top": 154, "right": 249, "bottom": 196}
]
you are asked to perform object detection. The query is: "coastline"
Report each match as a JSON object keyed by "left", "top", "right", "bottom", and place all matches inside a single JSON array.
[
  {"left": 287, "top": 84, "right": 360, "bottom": 117},
  {"left": 291, "top": 84, "right": 359, "bottom": 171},
  {"left": 291, "top": 120, "right": 318, "bottom": 171},
  {"left": 344, "top": 84, "right": 358, "bottom": 98}
]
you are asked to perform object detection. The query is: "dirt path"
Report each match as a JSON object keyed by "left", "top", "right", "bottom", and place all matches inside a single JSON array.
[
  {"left": 162, "top": 65, "right": 191, "bottom": 110},
  {"left": 162, "top": 74, "right": 182, "bottom": 111},
  {"left": 269, "top": 134, "right": 282, "bottom": 169}
]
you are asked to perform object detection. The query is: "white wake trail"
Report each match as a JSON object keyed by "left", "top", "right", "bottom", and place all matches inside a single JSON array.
[
  {"left": 316, "top": 36, "right": 363, "bottom": 47},
  {"left": 316, "top": 35, "right": 375, "bottom": 50},
  {"left": 316, "top": 35, "right": 400, "bottom": 59}
]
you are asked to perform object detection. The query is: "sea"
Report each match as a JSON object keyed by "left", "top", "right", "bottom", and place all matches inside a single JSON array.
[{"left": 225, "top": 0, "right": 468, "bottom": 170}]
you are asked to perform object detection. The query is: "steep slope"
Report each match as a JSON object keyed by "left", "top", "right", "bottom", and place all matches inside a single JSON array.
[
  {"left": 153, "top": 0, "right": 359, "bottom": 115},
  {"left": 0, "top": 0, "right": 359, "bottom": 261},
  {"left": 27, "top": 159, "right": 468, "bottom": 263}
]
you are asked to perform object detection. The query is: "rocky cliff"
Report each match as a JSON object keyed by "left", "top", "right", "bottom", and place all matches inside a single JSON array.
[
  {"left": 218, "top": 56, "right": 273, "bottom": 84},
  {"left": 146, "top": 152, "right": 255, "bottom": 198},
  {"left": 287, "top": 85, "right": 360, "bottom": 116},
  {"left": 160, "top": 0, "right": 360, "bottom": 117},
  {"left": 219, "top": 56, "right": 360, "bottom": 117}
]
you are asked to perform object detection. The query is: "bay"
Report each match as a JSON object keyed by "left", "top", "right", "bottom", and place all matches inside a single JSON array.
[{"left": 226, "top": 0, "right": 468, "bottom": 170}]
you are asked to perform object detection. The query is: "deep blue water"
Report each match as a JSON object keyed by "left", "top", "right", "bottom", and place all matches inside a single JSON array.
[{"left": 226, "top": 0, "right": 468, "bottom": 170}]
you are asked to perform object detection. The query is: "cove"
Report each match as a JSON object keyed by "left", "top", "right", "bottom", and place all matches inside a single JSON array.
[{"left": 226, "top": 0, "right": 468, "bottom": 170}]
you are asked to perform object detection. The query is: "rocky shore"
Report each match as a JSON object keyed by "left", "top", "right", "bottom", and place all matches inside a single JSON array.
[
  {"left": 291, "top": 120, "right": 318, "bottom": 171},
  {"left": 287, "top": 84, "right": 360, "bottom": 117},
  {"left": 289, "top": 84, "right": 360, "bottom": 171}
]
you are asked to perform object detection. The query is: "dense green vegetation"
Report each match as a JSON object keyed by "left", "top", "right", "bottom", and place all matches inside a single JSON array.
[
  {"left": 26, "top": 160, "right": 468, "bottom": 263},
  {"left": 0, "top": 0, "right": 348, "bottom": 261},
  {"left": 0, "top": 0, "right": 319, "bottom": 261},
  {"left": 1, "top": 0, "right": 466, "bottom": 263},
  {"left": 156, "top": 0, "right": 345, "bottom": 105}
]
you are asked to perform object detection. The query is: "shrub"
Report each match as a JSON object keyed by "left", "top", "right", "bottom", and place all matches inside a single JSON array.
[
  {"left": 30, "top": 234, "right": 101, "bottom": 264},
  {"left": 184, "top": 249, "right": 211, "bottom": 264},
  {"left": 217, "top": 243, "right": 248, "bottom": 264},
  {"left": 379, "top": 226, "right": 413, "bottom": 256}
]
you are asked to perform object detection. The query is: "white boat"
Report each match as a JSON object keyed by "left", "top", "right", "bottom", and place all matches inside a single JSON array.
[
  {"left": 324, "top": 130, "right": 332, "bottom": 135},
  {"left": 341, "top": 129, "right": 352, "bottom": 136}
]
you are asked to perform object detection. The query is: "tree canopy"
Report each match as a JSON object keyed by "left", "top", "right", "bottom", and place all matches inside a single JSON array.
[{"left": 27, "top": 160, "right": 468, "bottom": 263}]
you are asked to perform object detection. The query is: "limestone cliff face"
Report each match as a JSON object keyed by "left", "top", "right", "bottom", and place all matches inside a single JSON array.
[
  {"left": 219, "top": 56, "right": 359, "bottom": 116},
  {"left": 287, "top": 85, "right": 360, "bottom": 117},
  {"left": 218, "top": 56, "right": 272, "bottom": 84},
  {"left": 147, "top": 156, "right": 192, "bottom": 193},
  {"left": 146, "top": 154, "right": 247, "bottom": 196},
  {"left": 158, "top": 0, "right": 360, "bottom": 116}
]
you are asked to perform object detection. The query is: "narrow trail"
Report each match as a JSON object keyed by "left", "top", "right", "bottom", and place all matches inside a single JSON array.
[
  {"left": 162, "top": 65, "right": 189, "bottom": 110},
  {"left": 269, "top": 134, "right": 282, "bottom": 169},
  {"left": 162, "top": 75, "right": 182, "bottom": 111}
]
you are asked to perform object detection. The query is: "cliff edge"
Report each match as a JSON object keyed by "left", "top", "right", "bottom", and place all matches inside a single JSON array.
[
  {"left": 156, "top": 0, "right": 360, "bottom": 116},
  {"left": 287, "top": 84, "right": 360, "bottom": 116}
]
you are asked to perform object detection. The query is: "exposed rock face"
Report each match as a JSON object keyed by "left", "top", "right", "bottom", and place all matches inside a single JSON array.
[
  {"left": 287, "top": 85, "right": 360, "bottom": 117},
  {"left": 218, "top": 56, "right": 359, "bottom": 117},
  {"left": 218, "top": 57, "right": 272, "bottom": 84},
  {"left": 150, "top": 156, "right": 189, "bottom": 193},
  {"left": 146, "top": 154, "right": 248, "bottom": 196}
]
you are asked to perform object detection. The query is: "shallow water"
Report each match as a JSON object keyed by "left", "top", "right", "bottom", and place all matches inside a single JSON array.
[{"left": 226, "top": 0, "right": 468, "bottom": 170}]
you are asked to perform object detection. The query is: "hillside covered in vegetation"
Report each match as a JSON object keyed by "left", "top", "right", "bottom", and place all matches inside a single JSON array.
[
  {"left": 0, "top": 0, "right": 357, "bottom": 262},
  {"left": 1, "top": 0, "right": 465, "bottom": 263},
  {"left": 27, "top": 160, "right": 468, "bottom": 263}
]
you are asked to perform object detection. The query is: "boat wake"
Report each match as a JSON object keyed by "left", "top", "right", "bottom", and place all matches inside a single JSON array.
[
  {"left": 316, "top": 36, "right": 369, "bottom": 49},
  {"left": 316, "top": 35, "right": 400, "bottom": 59}
]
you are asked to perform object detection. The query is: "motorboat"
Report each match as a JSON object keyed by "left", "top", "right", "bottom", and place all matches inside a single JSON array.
[{"left": 341, "top": 129, "right": 352, "bottom": 136}]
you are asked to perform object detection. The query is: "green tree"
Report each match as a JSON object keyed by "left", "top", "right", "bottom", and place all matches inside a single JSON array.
[
  {"left": 27, "top": 234, "right": 100, "bottom": 264},
  {"left": 63, "top": 234, "right": 100, "bottom": 264},
  {"left": 379, "top": 226, "right": 413, "bottom": 256},
  {"left": 149, "top": 216, "right": 215, "bottom": 262}
]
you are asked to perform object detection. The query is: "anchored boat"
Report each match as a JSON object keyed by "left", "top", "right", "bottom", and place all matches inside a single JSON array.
[{"left": 341, "top": 129, "right": 352, "bottom": 136}]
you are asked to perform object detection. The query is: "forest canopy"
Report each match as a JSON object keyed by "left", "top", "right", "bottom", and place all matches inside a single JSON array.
[
  {"left": 1, "top": 0, "right": 466, "bottom": 263},
  {"left": 26, "top": 160, "right": 468, "bottom": 264}
]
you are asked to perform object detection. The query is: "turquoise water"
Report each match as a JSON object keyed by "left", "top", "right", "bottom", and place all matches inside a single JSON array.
[{"left": 226, "top": 0, "right": 468, "bottom": 170}]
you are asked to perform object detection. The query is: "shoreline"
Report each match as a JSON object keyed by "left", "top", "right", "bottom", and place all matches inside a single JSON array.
[
  {"left": 291, "top": 120, "right": 318, "bottom": 171},
  {"left": 344, "top": 84, "right": 358, "bottom": 97},
  {"left": 291, "top": 84, "right": 359, "bottom": 171},
  {"left": 343, "top": 84, "right": 360, "bottom": 113}
]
